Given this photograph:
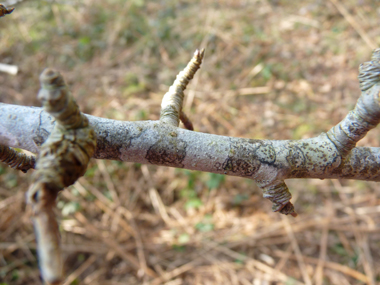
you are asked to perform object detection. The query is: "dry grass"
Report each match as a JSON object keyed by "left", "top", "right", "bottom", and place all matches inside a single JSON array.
[{"left": 1, "top": 0, "right": 380, "bottom": 284}]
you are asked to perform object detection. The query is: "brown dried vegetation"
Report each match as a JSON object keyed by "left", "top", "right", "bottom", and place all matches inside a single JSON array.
[{"left": 1, "top": 0, "right": 380, "bottom": 284}]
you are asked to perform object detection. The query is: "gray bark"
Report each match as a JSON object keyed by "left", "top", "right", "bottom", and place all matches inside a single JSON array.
[
  {"left": 1, "top": 94, "right": 380, "bottom": 183},
  {"left": 2, "top": 50, "right": 380, "bottom": 216},
  {"left": 1, "top": 80, "right": 380, "bottom": 216}
]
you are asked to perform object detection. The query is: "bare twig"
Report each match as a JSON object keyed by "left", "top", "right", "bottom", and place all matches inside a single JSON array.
[
  {"left": 160, "top": 49, "right": 205, "bottom": 127},
  {"left": 0, "top": 145, "right": 35, "bottom": 173},
  {"left": 2, "top": 50, "right": 380, "bottom": 220}
]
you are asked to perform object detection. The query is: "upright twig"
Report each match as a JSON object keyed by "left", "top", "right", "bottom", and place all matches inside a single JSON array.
[
  {"left": 27, "top": 69, "right": 96, "bottom": 284},
  {"left": 160, "top": 49, "right": 205, "bottom": 128}
]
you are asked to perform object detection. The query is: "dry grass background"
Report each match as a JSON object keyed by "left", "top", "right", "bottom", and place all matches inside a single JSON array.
[{"left": 1, "top": 0, "right": 380, "bottom": 284}]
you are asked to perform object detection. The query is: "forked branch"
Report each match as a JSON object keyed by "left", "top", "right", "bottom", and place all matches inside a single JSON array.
[
  {"left": 2, "top": 50, "right": 380, "bottom": 217},
  {"left": 2, "top": 47, "right": 380, "bottom": 284}
]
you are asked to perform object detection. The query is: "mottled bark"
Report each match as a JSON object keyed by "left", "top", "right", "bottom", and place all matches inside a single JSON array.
[
  {"left": 1, "top": 83, "right": 380, "bottom": 212},
  {"left": 160, "top": 49, "right": 204, "bottom": 127},
  {"left": 2, "top": 49, "right": 380, "bottom": 217}
]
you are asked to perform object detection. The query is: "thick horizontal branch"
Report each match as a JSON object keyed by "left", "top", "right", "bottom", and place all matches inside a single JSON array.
[
  {"left": 2, "top": 49, "right": 380, "bottom": 216},
  {"left": 1, "top": 103, "right": 380, "bottom": 183}
]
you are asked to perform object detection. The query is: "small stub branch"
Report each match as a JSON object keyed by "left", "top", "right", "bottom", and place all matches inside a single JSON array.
[
  {"left": 179, "top": 110, "right": 194, "bottom": 131},
  {"left": 27, "top": 69, "right": 96, "bottom": 284},
  {"left": 0, "top": 4, "right": 15, "bottom": 17},
  {"left": 261, "top": 181, "right": 297, "bottom": 217},
  {"left": 160, "top": 49, "right": 205, "bottom": 129},
  {"left": 0, "top": 145, "right": 35, "bottom": 173}
]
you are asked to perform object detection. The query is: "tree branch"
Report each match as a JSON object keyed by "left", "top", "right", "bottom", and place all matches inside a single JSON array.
[
  {"left": 0, "top": 145, "right": 35, "bottom": 172},
  {"left": 26, "top": 69, "right": 96, "bottom": 284},
  {"left": 1, "top": 49, "right": 380, "bottom": 217},
  {"left": 0, "top": 3, "right": 15, "bottom": 18}
]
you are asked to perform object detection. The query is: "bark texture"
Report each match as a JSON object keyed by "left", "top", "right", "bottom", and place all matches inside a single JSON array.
[{"left": 2, "top": 49, "right": 380, "bottom": 217}]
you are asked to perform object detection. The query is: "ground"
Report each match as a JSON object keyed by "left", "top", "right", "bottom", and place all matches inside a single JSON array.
[{"left": 0, "top": 0, "right": 380, "bottom": 284}]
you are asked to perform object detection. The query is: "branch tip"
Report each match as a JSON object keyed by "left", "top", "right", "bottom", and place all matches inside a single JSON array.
[
  {"left": 261, "top": 181, "right": 296, "bottom": 217},
  {"left": 40, "top": 68, "right": 65, "bottom": 87},
  {"left": 326, "top": 50, "right": 380, "bottom": 157},
  {"left": 279, "top": 202, "right": 298, "bottom": 217},
  {"left": 194, "top": 48, "right": 205, "bottom": 61},
  {"left": 38, "top": 68, "right": 89, "bottom": 130},
  {"left": 0, "top": 145, "right": 36, "bottom": 173}
]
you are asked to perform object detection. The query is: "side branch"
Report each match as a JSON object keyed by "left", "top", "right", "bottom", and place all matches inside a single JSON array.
[
  {"left": 0, "top": 145, "right": 35, "bottom": 172},
  {"left": 327, "top": 49, "right": 380, "bottom": 156},
  {"left": 160, "top": 49, "right": 204, "bottom": 127},
  {"left": 27, "top": 69, "right": 96, "bottom": 284}
]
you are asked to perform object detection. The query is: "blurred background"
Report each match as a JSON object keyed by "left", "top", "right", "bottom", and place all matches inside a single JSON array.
[{"left": 1, "top": 0, "right": 380, "bottom": 284}]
